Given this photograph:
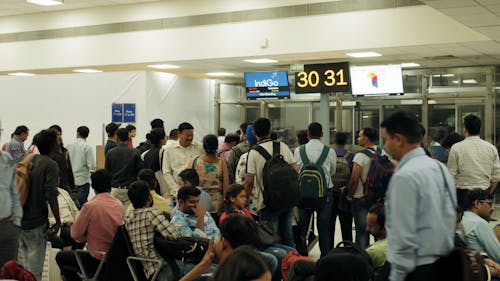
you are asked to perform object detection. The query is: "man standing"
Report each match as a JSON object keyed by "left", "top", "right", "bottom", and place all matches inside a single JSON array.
[
  {"left": 347, "top": 127, "right": 379, "bottom": 249},
  {"left": 227, "top": 122, "right": 250, "bottom": 177},
  {"left": 448, "top": 114, "right": 500, "bottom": 208},
  {"left": 137, "top": 118, "right": 165, "bottom": 154},
  {"left": 162, "top": 122, "right": 203, "bottom": 197},
  {"left": 294, "top": 122, "right": 336, "bottom": 256},
  {"left": 67, "top": 126, "right": 96, "bottom": 208},
  {"left": 19, "top": 129, "right": 61, "bottom": 281},
  {"left": 56, "top": 169, "right": 124, "bottom": 281},
  {"left": 461, "top": 189, "right": 500, "bottom": 263},
  {"left": 244, "top": 117, "right": 297, "bottom": 247},
  {"left": 104, "top": 122, "right": 119, "bottom": 155},
  {"left": 7, "top": 125, "right": 29, "bottom": 162},
  {"left": 105, "top": 128, "right": 144, "bottom": 209},
  {"left": 0, "top": 133, "right": 23, "bottom": 268},
  {"left": 381, "top": 111, "right": 455, "bottom": 281}
]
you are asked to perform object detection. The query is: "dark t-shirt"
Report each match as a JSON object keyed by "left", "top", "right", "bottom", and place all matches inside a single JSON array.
[
  {"left": 22, "top": 155, "right": 59, "bottom": 230},
  {"left": 105, "top": 144, "right": 144, "bottom": 187},
  {"left": 104, "top": 140, "right": 117, "bottom": 155},
  {"left": 143, "top": 146, "right": 161, "bottom": 172}
]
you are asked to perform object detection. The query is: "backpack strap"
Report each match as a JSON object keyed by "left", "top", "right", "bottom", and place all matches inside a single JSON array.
[
  {"left": 299, "top": 145, "right": 310, "bottom": 165},
  {"left": 254, "top": 145, "right": 272, "bottom": 161},
  {"left": 272, "top": 141, "right": 280, "bottom": 156},
  {"left": 316, "top": 146, "right": 330, "bottom": 166},
  {"left": 191, "top": 156, "right": 200, "bottom": 169}
]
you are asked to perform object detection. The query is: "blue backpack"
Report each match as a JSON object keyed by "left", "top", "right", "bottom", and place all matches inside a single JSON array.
[{"left": 298, "top": 145, "right": 330, "bottom": 210}]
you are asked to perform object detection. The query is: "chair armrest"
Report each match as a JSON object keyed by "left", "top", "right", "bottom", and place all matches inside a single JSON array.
[
  {"left": 126, "top": 256, "right": 163, "bottom": 281},
  {"left": 74, "top": 249, "right": 107, "bottom": 280}
]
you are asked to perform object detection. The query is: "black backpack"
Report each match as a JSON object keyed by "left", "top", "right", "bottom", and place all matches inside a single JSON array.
[
  {"left": 253, "top": 141, "right": 300, "bottom": 212},
  {"left": 317, "top": 241, "right": 374, "bottom": 281},
  {"left": 359, "top": 147, "right": 395, "bottom": 205}
]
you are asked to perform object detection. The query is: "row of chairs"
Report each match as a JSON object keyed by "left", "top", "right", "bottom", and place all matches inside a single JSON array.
[{"left": 74, "top": 225, "right": 164, "bottom": 281}]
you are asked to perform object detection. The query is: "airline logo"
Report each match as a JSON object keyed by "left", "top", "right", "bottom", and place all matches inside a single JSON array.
[
  {"left": 368, "top": 72, "right": 378, "bottom": 88},
  {"left": 254, "top": 72, "right": 280, "bottom": 87}
]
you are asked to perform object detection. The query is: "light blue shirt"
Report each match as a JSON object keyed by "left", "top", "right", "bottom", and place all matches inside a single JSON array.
[
  {"left": 0, "top": 152, "right": 23, "bottom": 226},
  {"left": 6, "top": 136, "right": 26, "bottom": 162},
  {"left": 170, "top": 208, "right": 220, "bottom": 240},
  {"left": 294, "top": 139, "right": 337, "bottom": 188},
  {"left": 461, "top": 211, "right": 500, "bottom": 263},
  {"left": 386, "top": 148, "right": 455, "bottom": 281},
  {"left": 67, "top": 138, "right": 95, "bottom": 186}
]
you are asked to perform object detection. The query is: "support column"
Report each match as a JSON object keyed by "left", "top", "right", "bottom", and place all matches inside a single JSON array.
[
  {"left": 214, "top": 81, "right": 221, "bottom": 133},
  {"left": 485, "top": 68, "right": 494, "bottom": 143},
  {"left": 335, "top": 92, "right": 343, "bottom": 133},
  {"left": 320, "top": 93, "right": 330, "bottom": 145},
  {"left": 422, "top": 75, "right": 429, "bottom": 146}
]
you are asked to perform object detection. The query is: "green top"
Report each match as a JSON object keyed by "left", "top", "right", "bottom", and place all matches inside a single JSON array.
[{"left": 366, "top": 238, "right": 388, "bottom": 267}]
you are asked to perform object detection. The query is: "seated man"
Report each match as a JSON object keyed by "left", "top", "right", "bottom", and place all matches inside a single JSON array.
[
  {"left": 170, "top": 186, "right": 219, "bottom": 239},
  {"left": 461, "top": 189, "right": 500, "bottom": 263},
  {"left": 126, "top": 169, "right": 171, "bottom": 215},
  {"left": 125, "top": 180, "right": 181, "bottom": 281},
  {"left": 180, "top": 214, "right": 277, "bottom": 281},
  {"left": 48, "top": 187, "right": 85, "bottom": 250},
  {"left": 56, "top": 170, "right": 125, "bottom": 281},
  {"left": 365, "top": 203, "right": 387, "bottom": 268},
  {"left": 177, "top": 168, "right": 215, "bottom": 213}
]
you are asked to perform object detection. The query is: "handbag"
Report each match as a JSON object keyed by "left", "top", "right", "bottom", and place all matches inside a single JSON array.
[
  {"left": 155, "top": 149, "right": 169, "bottom": 195},
  {"left": 256, "top": 221, "right": 281, "bottom": 249},
  {"left": 154, "top": 232, "right": 209, "bottom": 263}
]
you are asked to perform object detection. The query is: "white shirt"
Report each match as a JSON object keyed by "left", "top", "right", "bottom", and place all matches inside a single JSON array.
[
  {"left": 246, "top": 140, "right": 296, "bottom": 214},
  {"left": 294, "top": 139, "right": 337, "bottom": 188},
  {"left": 67, "top": 138, "right": 96, "bottom": 186},
  {"left": 161, "top": 140, "right": 204, "bottom": 196},
  {"left": 352, "top": 146, "right": 380, "bottom": 198},
  {"left": 448, "top": 136, "right": 500, "bottom": 190},
  {"left": 48, "top": 188, "right": 79, "bottom": 226}
]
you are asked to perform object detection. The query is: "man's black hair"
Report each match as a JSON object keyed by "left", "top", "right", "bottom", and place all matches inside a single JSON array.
[
  {"left": 270, "top": 131, "right": 278, "bottom": 141},
  {"left": 240, "top": 122, "right": 250, "bottom": 133},
  {"left": 224, "top": 133, "right": 240, "bottom": 144},
  {"left": 308, "top": 122, "right": 322, "bottom": 139},
  {"left": 36, "top": 129, "right": 57, "bottom": 155},
  {"left": 91, "top": 169, "right": 112, "bottom": 194},
  {"left": 14, "top": 125, "right": 28, "bottom": 136},
  {"left": 464, "top": 188, "right": 493, "bottom": 210},
  {"left": 178, "top": 168, "right": 200, "bottom": 187},
  {"left": 296, "top": 130, "right": 308, "bottom": 145},
  {"left": 49, "top": 125, "right": 62, "bottom": 133},
  {"left": 150, "top": 128, "right": 166, "bottom": 146},
  {"left": 361, "top": 127, "right": 379, "bottom": 143},
  {"left": 219, "top": 214, "right": 259, "bottom": 248},
  {"left": 116, "top": 128, "right": 129, "bottom": 142},
  {"left": 178, "top": 122, "right": 194, "bottom": 132},
  {"left": 380, "top": 111, "right": 422, "bottom": 144},
  {"left": 126, "top": 124, "right": 136, "bottom": 132},
  {"left": 105, "top": 122, "right": 119, "bottom": 137},
  {"left": 441, "top": 132, "right": 464, "bottom": 150},
  {"left": 203, "top": 134, "right": 219, "bottom": 154},
  {"left": 150, "top": 118, "right": 164, "bottom": 129},
  {"left": 464, "top": 114, "right": 481, "bottom": 135},
  {"left": 335, "top": 132, "right": 348, "bottom": 145},
  {"left": 218, "top": 128, "right": 226, "bottom": 137},
  {"left": 137, "top": 169, "right": 156, "bottom": 190},
  {"left": 253, "top": 118, "right": 271, "bottom": 138},
  {"left": 128, "top": 181, "right": 151, "bottom": 209},
  {"left": 368, "top": 203, "right": 385, "bottom": 230},
  {"left": 177, "top": 185, "right": 201, "bottom": 202},
  {"left": 77, "top": 126, "right": 90, "bottom": 139},
  {"left": 169, "top": 129, "right": 180, "bottom": 139}
]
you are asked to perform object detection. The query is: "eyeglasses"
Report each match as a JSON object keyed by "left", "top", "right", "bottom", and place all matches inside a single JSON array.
[{"left": 479, "top": 200, "right": 493, "bottom": 206}]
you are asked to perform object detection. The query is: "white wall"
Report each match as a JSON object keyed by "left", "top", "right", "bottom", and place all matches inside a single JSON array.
[{"left": 0, "top": 71, "right": 214, "bottom": 149}]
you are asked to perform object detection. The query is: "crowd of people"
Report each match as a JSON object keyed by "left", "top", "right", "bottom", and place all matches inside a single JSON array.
[{"left": 0, "top": 112, "right": 499, "bottom": 281}]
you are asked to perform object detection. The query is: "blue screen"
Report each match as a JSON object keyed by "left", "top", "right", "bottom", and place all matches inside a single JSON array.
[{"left": 244, "top": 71, "right": 290, "bottom": 99}]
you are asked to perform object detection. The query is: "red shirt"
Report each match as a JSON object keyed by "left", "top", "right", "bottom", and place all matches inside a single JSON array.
[
  {"left": 71, "top": 193, "right": 124, "bottom": 259},
  {"left": 219, "top": 207, "right": 253, "bottom": 224}
]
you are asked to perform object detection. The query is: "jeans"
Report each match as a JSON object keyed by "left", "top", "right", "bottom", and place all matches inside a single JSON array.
[
  {"left": 263, "top": 244, "right": 296, "bottom": 281},
  {"left": 259, "top": 207, "right": 295, "bottom": 247},
  {"left": 158, "top": 260, "right": 216, "bottom": 281},
  {"left": 76, "top": 183, "right": 90, "bottom": 209},
  {"left": 259, "top": 251, "right": 278, "bottom": 281},
  {"left": 298, "top": 189, "right": 333, "bottom": 256},
  {"left": 0, "top": 222, "right": 20, "bottom": 268},
  {"left": 329, "top": 191, "right": 353, "bottom": 247},
  {"left": 18, "top": 224, "right": 48, "bottom": 281},
  {"left": 111, "top": 188, "right": 131, "bottom": 210},
  {"left": 351, "top": 197, "right": 369, "bottom": 249}
]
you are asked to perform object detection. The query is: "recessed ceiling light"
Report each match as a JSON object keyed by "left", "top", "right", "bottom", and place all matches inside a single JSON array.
[
  {"left": 243, "top": 59, "right": 278, "bottom": 64},
  {"left": 432, "top": 74, "right": 455, "bottom": 77},
  {"left": 346, "top": 52, "right": 382, "bottom": 58},
  {"left": 206, "top": 72, "right": 235, "bottom": 77},
  {"left": 147, "top": 64, "right": 180, "bottom": 70},
  {"left": 400, "top": 63, "right": 420, "bottom": 68},
  {"left": 8, "top": 72, "right": 35, "bottom": 76},
  {"left": 27, "top": 0, "right": 63, "bottom": 6},
  {"left": 462, "top": 79, "right": 477, "bottom": 84},
  {"left": 73, "top": 69, "right": 102, "bottom": 73}
]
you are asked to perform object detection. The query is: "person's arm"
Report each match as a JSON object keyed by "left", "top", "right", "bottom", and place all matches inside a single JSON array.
[
  {"left": 194, "top": 204, "right": 206, "bottom": 233},
  {"left": 244, "top": 175, "right": 254, "bottom": 200},
  {"left": 244, "top": 150, "right": 256, "bottom": 199},
  {"left": 46, "top": 162, "right": 61, "bottom": 234},
  {"left": 9, "top": 167, "right": 23, "bottom": 226},
  {"left": 347, "top": 163, "right": 362, "bottom": 197},
  {"left": 179, "top": 239, "right": 215, "bottom": 281},
  {"left": 171, "top": 210, "right": 207, "bottom": 238},
  {"left": 477, "top": 221, "right": 500, "bottom": 263},
  {"left": 71, "top": 203, "right": 90, "bottom": 243},
  {"left": 387, "top": 174, "right": 418, "bottom": 281},
  {"left": 162, "top": 149, "right": 179, "bottom": 197},
  {"left": 329, "top": 149, "right": 337, "bottom": 179},
  {"left": 153, "top": 209, "right": 180, "bottom": 240},
  {"left": 135, "top": 151, "right": 144, "bottom": 173},
  {"left": 490, "top": 150, "right": 500, "bottom": 194},
  {"left": 86, "top": 145, "right": 96, "bottom": 173},
  {"left": 447, "top": 146, "right": 458, "bottom": 179},
  {"left": 221, "top": 158, "right": 230, "bottom": 192}
]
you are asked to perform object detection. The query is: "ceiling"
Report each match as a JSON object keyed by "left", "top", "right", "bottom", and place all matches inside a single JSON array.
[{"left": 1, "top": 0, "right": 500, "bottom": 80}]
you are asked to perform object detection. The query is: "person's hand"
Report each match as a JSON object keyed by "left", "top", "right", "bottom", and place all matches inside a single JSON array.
[
  {"left": 193, "top": 204, "right": 206, "bottom": 219},
  {"left": 0, "top": 216, "right": 14, "bottom": 224},
  {"left": 49, "top": 220, "right": 61, "bottom": 236},
  {"left": 199, "top": 238, "right": 216, "bottom": 268},
  {"left": 66, "top": 221, "right": 73, "bottom": 227}
]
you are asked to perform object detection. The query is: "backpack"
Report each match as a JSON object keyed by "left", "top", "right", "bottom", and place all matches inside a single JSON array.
[
  {"left": 317, "top": 241, "right": 374, "bottom": 281},
  {"left": 0, "top": 260, "right": 37, "bottom": 281},
  {"left": 331, "top": 150, "right": 352, "bottom": 192},
  {"left": 16, "top": 154, "right": 35, "bottom": 206},
  {"left": 297, "top": 145, "right": 330, "bottom": 210},
  {"left": 281, "top": 251, "right": 314, "bottom": 280},
  {"left": 359, "top": 147, "right": 394, "bottom": 205},
  {"left": 253, "top": 141, "right": 300, "bottom": 212}
]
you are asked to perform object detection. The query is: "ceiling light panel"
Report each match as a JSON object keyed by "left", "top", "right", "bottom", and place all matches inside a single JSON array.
[
  {"left": 73, "top": 69, "right": 102, "bottom": 73},
  {"left": 206, "top": 72, "right": 234, "bottom": 77},
  {"left": 8, "top": 72, "right": 36, "bottom": 76},
  {"left": 27, "top": 0, "right": 63, "bottom": 6},
  {"left": 147, "top": 64, "right": 180, "bottom": 69},
  {"left": 400, "top": 63, "right": 420, "bottom": 68},
  {"left": 346, "top": 52, "right": 382, "bottom": 58},
  {"left": 243, "top": 59, "right": 278, "bottom": 64}
]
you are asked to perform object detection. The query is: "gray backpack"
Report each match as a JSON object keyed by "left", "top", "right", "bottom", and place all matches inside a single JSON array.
[{"left": 332, "top": 151, "right": 351, "bottom": 192}]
